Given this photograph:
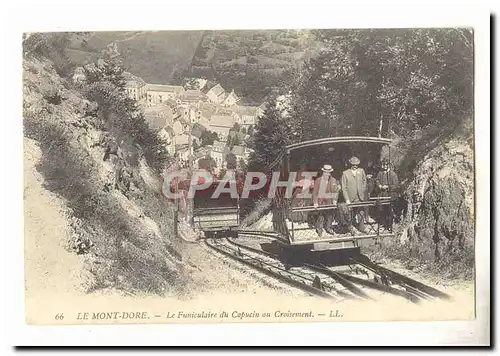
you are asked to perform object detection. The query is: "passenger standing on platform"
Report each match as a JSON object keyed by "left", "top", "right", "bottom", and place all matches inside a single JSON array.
[
  {"left": 376, "top": 160, "right": 400, "bottom": 198},
  {"left": 312, "top": 165, "right": 340, "bottom": 237},
  {"left": 341, "top": 156, "right": 369, "bottom": 234},
  {"left": 376, "top": 160, "right": 400, "bottom": 229},
  {"left": 290, "top": 163, "right": 314, "bottom": 224}
]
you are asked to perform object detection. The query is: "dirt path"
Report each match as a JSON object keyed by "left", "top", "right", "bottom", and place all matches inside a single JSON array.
[
  {"left": 177, "top": 240, "right": 307, "bottom": 299},
  {"left": 24, "top": 138, "right": 88, "bottom": 320}
]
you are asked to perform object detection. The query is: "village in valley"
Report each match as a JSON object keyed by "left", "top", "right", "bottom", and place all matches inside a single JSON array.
[{"left": 122, "top": 72, "right": 264, "bottom": 175}]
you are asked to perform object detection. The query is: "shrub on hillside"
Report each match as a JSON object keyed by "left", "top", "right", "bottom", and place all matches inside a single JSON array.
[
  {"left": 82, "top": 60, "right": 169, "bottom": 173},
  {"left": 23, "top": 33, "right": 74, "bottom": 78}
]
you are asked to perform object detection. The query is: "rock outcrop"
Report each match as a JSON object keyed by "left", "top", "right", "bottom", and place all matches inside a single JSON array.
[{"left": 394, "top": 118, "right": 474, "bottom": 276}]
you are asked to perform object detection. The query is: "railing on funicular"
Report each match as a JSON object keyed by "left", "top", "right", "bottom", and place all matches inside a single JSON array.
[{"left": 273, "top": 196, "right": 395, "bottom": 244}]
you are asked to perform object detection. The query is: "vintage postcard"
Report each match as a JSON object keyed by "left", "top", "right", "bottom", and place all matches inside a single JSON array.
[{"left": 14, "top": 4, "right": 490, "bottom": 346}]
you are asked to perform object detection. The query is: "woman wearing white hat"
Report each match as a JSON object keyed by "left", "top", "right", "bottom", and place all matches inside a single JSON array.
[{"left": 312, "top": 164, "right": 340, "bottom": 237}]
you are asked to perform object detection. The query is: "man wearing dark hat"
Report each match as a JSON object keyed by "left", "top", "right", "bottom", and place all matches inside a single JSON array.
[
  {"left": 312, "top": 164, "right": 340, "bottom": 237},
  {"left": 341, "top": 156, "right": 368, "bottom": 234}
]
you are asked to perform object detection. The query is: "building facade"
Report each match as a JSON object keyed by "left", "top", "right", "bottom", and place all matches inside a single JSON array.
[{"left": 146, "top": 84, "right": 185, "bottom": 105}]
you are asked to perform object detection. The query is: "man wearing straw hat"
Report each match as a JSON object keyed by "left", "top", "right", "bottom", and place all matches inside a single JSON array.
[
  {"left": 341, "top": 156, "right": 369, "bottom": 234},
  {"left": 312, "top": 164, "right": 340, "bottom": 237}
]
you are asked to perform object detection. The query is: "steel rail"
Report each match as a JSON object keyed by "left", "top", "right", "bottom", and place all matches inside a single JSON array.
[
  {"left": 305, "top": 264, "right": 374, "bottom": 301},
  {"left": 351, "top": 255, "right": 452, "bottom": 300},
  {"left": 226, "top": 238, "right": 366, "bottom": 302},
  {"left": 334, "top": 271, "right": 421, "bottom": 303},
  {"left": 204, "top": 238, "right": 342, "bottom": 300},
  {"left": 226, "top": 236, "right": 441, "bottom": 303}
]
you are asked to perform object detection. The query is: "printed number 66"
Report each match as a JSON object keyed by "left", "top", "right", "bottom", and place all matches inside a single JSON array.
[{"left": 55, "top": 313, "right": 64, "bottom": 320}]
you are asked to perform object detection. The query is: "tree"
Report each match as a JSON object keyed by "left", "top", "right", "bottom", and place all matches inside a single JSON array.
[
  {"left": 238, "top": 158, "right": 247, "bottom": 172},
  {"left": 248, "top": 96, "right": 296, "bottom": 172},
  {"left": 82, "top": 58, "right": 168, "bottom": 172},
  {"left": 227, "top": 134, "right": 241, "bottom": 150},
  {"left": 225, "top": 152, "right": 237, "bottom": 170},
  {"left": 183, "top": 77, "right": 200, "bottom": 90},
  {"left": 230, "top": 122, "right": 241, "bottom": 133},
  {"left": 198, "top": 155, "right": 216, "bottom": 172},
  {"left": 200, "top": 130, "right": 218, "bottom": 146},
  {"left": 23, "top": 33, "right": 74, "bottom": 77},
  {"left": 291, "top": 29, "right": 473, "bottom": 140}
]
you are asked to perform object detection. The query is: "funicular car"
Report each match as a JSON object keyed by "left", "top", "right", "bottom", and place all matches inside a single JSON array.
[
  {"left": 270, "top": 136, "right": 396, "bottom": 262},
  {"left": 191, "top": 176, "right": 240, "bottom": 238}
]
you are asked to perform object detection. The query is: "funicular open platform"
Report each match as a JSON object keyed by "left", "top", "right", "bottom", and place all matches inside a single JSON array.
[{"left": 268, "top": 136, "right": 396, "bottom": 266}]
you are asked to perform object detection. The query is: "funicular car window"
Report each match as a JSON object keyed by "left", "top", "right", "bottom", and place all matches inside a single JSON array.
[{"left": 193, "top": 181, "right": 237, "bottom": 210}]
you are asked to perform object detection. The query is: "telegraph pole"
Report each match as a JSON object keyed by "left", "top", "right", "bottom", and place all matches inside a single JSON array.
[
  {"left": 186, "top": 106, "right": 194, "bottom": 224},
  {"left": 188, "top": 106, "right": 194, "bottom": 172}
]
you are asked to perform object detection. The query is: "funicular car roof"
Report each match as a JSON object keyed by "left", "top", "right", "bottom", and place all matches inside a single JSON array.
[{"left": 285, "top": 136, "right": 392, "bottom": 153}]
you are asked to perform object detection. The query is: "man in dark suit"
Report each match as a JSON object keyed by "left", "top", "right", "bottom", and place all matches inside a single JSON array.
[
  {"left": 376, "top": 160, "right": 400, "bottom": 229},
  {"left": 341, "top": 156, "right": 368, "bottom": 234}
]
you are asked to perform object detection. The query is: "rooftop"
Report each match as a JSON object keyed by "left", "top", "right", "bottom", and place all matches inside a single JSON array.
[
  {"left": 199, "top": 102, "right": 218, "bottom": 118},
  {"left": 212, "top": 140, "right": 226, "bottom": 152},
  {"left": 183, "top": 90, "right": 206, "bottom": 101},
  {"left": 228, "top": 104, "right": 260, "bottom": 117},
  {"left": 191, "top": 123, "right": 207, "bottom": 138},
  {"left": 210, "top": 114, "right": 235, "bottom": 128},
  {"left": 147, "top": 84, "right": 185, "bottom": 93},
  {"left": 144, "top": 105, "right": 174, "bottom": 130},
  {"left": 209, "top": 125, "right": 232, "bottom": 138},
  {"left": 231, "top": 145, "right": 245, "bottom": 156},
  {"left": 175, "top": 134, "right": 190, "bottom": 146},
  {"left": 223, "top": 91, "right": 240, "bottom": 103},
  {"left": 123, "top": 72, "right": 147, "bottom": 88},
  {"left": 207, "top": 84, "right": 225, "bottom": 97}
]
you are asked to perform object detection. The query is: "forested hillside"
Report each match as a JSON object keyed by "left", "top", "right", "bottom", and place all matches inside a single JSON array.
[
  {"left": 189, "top": 29, "right": 324, "bottom": 104},
  {"left": 66, "top": 31, "right": 204, "bottom": 85}
]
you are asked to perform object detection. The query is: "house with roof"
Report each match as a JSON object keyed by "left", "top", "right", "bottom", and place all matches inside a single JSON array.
[
  {"left": 146, "top": 84, "right": 185, "bottom": 105},
  {"left": 124, "top": 72, "right": 147, "bottom": 101},
  {"left": 206, "top": 84, "right": 226, "bottom": 104},
  {"left": 174, "top": 134, "right": 189, "bottom": 148},
  {"left": 210, "top": 140, "right": 230, "bottom": 168},
  {"left": 208, "top": 114, "right": 235, "bottom": 142},
  {"left": 182, "top": 89, "right": 207, "bottom": 104},
  {"left": 231, "top": 145, "right": 246, "bottom": 163},
  {"left": 173, "top": 121, "right": 184, "bottom": 136},
  {"left": 228, "top": 105, "right": 261, "bottom": 127},
  {"left": 177, "top": 146, "right": 193, "bottom": 166},
  {"left": 222, "top": 90, "right": 240, "bottom": 107},
  {"left": 144, "top": 105, "right": 176, "bottom": 131},
  {"left": 158, "top": 126, "right": 176, "bottom": 156},
  {"left": 191, "top": 123, "right": 207, "bottom": 141},
  {"left": 158, "top": 125, "right": 175, "bottom": 142}
]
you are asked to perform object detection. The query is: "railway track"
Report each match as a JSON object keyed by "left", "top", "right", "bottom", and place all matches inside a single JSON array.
[
  {"left": 205, "top": 238, "right": 362, "bottom": 301},
  {"left": 204, "top": 235, "right": 451, "bottom": 304}
]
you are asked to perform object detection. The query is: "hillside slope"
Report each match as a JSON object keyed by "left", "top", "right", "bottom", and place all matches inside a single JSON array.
[
  {"left": 68, "top": 31, "right": 204, "bottom": 84},
  {"left": 23, "top": 55, "right": 185, "bottom": 296}
]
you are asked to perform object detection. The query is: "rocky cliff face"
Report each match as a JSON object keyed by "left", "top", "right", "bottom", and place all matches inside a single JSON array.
[{"left": 393, "top": 118, "right": 474, "bottom": 279}]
